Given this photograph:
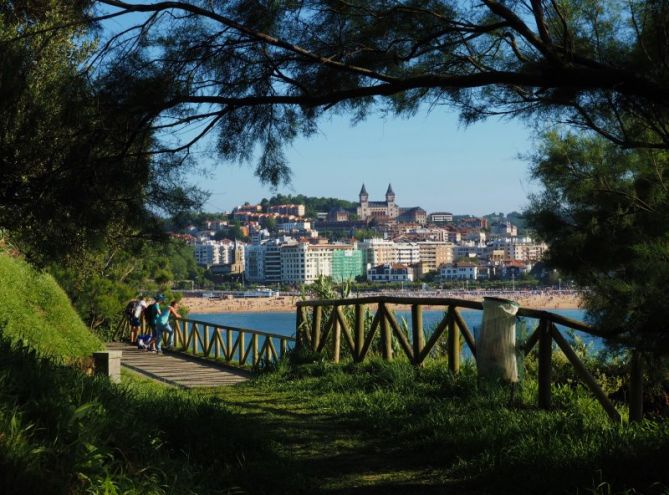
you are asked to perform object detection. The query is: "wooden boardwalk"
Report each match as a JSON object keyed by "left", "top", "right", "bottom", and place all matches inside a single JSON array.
[{"left": 107, "top": 342, "right": 250, "bottom": 388}]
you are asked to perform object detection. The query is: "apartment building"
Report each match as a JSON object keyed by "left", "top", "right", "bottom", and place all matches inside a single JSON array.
[
  {"left": 417, "top": 242, "right": 454, "bottom": 272},
  {"left": 359, "top": 238, "right": 397, "bottom": 266},
  {"left": 269, "top": 204, "right": 306, "bottom": 217},
  {"left": 489, "top": 237, "right": 548, "bottom": 262}
]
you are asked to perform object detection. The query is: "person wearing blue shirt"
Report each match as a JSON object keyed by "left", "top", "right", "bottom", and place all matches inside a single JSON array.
[{"left": 155, "top": 300, "right": 179, "bottom": 354}]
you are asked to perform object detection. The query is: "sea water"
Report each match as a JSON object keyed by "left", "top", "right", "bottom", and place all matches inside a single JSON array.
[{"left": 188, "top": 308, "right": 599, "bottom": 355}]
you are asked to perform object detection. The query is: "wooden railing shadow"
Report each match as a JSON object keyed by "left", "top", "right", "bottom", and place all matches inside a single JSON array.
[{"left": 296, "top": 296, "right": 644, "bottom": 423}]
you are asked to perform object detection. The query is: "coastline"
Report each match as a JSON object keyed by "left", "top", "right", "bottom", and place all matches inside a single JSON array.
[{"left": 181, "top": 291, "right": 582, "bottom": 314}]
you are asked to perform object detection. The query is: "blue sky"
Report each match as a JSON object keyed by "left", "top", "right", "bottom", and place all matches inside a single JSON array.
[
  {"left": 194, "top": 110, "right": 539, "bottom": 216},
  {"left": 100, "top": 9, "right": 540, "bottom": 217}
]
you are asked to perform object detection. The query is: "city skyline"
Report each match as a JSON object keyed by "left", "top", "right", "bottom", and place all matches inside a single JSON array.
[{"left": 193, "top": 108, "right": 539, "bottom": 216}]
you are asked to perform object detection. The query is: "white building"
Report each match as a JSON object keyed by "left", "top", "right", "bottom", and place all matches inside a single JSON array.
[
  {"left": 395, "top": 242, "right": 421, "bottom": 265},
  {"left": 194, "top": 240, "right": 245, "bottom": 268},
  {"left": 440, "top": 262, "right": 479, "bottom": 280},
  {"left": 367, "top": 263, "right": 414, "bottom": 282},
  {"left": 358, "top": 238, "right": 420, "bottom": 266}
]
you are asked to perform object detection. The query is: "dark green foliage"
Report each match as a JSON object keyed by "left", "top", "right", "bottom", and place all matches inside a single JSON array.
[
  {"left": 89, "top": 1, "right": 669, "bottom": 186},
  {"left": 0, "top": 6, "right": 205, "bottom": 265},
  {"left": 50, "top": 238, "right": 203, "bottom": 333},
  {"left": 526, "top": 133, "right": 669, "bottom": 353}
]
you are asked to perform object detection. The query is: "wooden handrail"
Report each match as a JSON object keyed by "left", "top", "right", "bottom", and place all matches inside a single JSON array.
[
  {"left": 295, "top": 295, "right": 632, "bottom": 423},
  {"left": 297, "top": 296, "right": 598, "bottom": 336}
]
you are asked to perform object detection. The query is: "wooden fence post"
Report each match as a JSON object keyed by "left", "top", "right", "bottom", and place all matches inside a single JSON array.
[
  {"left": 296, "top": 307, "right": 304, "bottom": 349},
  {"left": 238, "top": 332, "right": 245, "bottom": 365},
  {"left": 380, "top": 303, "right": 393, "bottom": 361},
  {"left": 538, "top": 318, "right": 552, "bottom": 409},
  {"left": 629, "top": 350, "right": 644, "bottom": 422},
  {"left": 447, "top": 307, "right": 460, "bottom": 374},
  {"left": 411, "top": 304, "right": 425, "bottom": 366},
  {"left": 252, "top": 333, "right": 259, "bottom": 366},
  {"left": 355, "top": 304, "right": 364, "bottom": 362},
  {"left": 312, "top": 305, "right": 322, "bottom": 352},
  {"left": 333, "top": 309, "right": 341, "bottom": 364}
]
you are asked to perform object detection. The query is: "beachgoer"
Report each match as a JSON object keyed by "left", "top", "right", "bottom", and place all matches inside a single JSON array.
[
  {"left": 123, "top": 299, "right": 139, "bottom": 341},
  {"left": 145, "top": 295, "right": 163, "bottom": 339},
  {"left": 129, "top": 295, "right": 148, "bottom": 343},
  {"left": 155, "top": 299, "right": 179, "bottom": 354}
]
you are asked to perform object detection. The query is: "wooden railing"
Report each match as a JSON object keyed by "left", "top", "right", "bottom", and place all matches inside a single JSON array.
[
  {"left": 113, "top": 316, "right": 294, "bottom": 368},
  {"left": 296, "top": 296, "right": 643, "bottom": 423}
]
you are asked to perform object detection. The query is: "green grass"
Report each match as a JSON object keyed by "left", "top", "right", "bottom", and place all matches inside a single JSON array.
[
  {"left": 1, "top": 334, "right": 667, "bottom": 494},
  {"left": 0, "top": 332, "right": 285, "bottom": 494},
  {"left": 209, "top": 357, "right": 669, "bottom": 495},
  {"left": 0, "top": 252, "right": 102, "bottom": 361}
]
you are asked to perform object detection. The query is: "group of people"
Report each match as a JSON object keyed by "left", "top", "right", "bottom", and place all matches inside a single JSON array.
[{"left": 124, "top": 295, "right": 179, "bottom": 354}]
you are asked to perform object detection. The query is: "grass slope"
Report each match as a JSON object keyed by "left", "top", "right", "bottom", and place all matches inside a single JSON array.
[
  {"left": 208, "top": 358, "right": 669, "bottom": 495},
  {"left": 0, "top": 252, "right": 102, "bottom": 360}
]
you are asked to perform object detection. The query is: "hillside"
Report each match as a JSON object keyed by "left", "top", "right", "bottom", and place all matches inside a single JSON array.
[{"left": 0, "top": 252, "right": 102, "bottom": 361}]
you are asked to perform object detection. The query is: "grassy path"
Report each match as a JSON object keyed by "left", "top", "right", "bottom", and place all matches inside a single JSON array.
[
  {"left": 189, "top": 360, "right": 669, "bottom": 495},
  {"left": 209, "top": 382, "right": 472, "bottom": 494}
]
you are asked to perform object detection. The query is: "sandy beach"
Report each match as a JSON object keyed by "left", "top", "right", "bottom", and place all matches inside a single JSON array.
[{"left": 182, "top": 291, "right": 582, "bottom": 314}]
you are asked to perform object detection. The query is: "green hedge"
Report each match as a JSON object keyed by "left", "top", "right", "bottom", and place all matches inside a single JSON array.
[{"left": 0, "top": 253, "right": 102, "bottom": 361}]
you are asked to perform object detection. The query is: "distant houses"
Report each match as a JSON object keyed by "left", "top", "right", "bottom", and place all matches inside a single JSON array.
[{"left": 174, "top": 186, "right": 546, "bottom": 285}]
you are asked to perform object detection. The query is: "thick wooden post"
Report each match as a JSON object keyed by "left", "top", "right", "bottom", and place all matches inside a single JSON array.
[
  {"left": 226, "top": 329, "right": 233, "bottom": 362},
  {"left": 355, "top": 304, "right": 364, "bottom": 362},
  {"left": 296, "top": 307, "right": 305, "bottom": 349},
  {"left": 411, "top": 304, "right": 425, "bottom": 366},
  {"left": 281, "top": 338, "right": 288, "bottom": 358},
  {"left": 629, "top": 351, "right": 644, "bottom": 422},
  {"left": 312, "top": 305, "right": 322, "bottom": 352},
  {"left": 204, "top": 325, "right": 210, "bottom": 356},
  {"left": 191, "top": 323, "right": 198, "bottom": 354},
  {"left": 252, "top": 333, "right": 259, "bottom": 366},
  {"left": 447, "top": 306, "right": 460, "bottom": 374},
  {"left": 239, "top": 332, "right": 245, "bottom": 365},
  {"left": 380, "top": 303, "right": 393, "bottom": 361},
  {"left": 333, "top": 310, "right": 341, "bottom": 364},
  {"left": 214, "top": 329, "right": 221, "bottom": 359},
  {"left": 538, "top": 318, "right": 552, "bottom": 409}
]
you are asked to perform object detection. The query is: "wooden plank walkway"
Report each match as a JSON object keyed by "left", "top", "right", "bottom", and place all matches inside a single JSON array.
[{"left": 107, "top": 342, "right": 250, "bottom": 388}]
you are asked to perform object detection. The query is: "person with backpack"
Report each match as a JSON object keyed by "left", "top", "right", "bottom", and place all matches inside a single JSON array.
[
  {"left": 127, "top": 295, "right": 148, "bottom": 344},
  {"left": 145, "top": 295, "right": 162, "bottom": 341}
]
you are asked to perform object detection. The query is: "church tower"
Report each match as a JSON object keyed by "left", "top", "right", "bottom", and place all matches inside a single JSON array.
[
  {"left": 359, "top": 184, "right": 369, "bottom": 204},
  {"left": 357, "top": 184, "right": 369, "bottom": 220},
  {"left": 385, "top": 183, "right": 395, "bottom": 204}
]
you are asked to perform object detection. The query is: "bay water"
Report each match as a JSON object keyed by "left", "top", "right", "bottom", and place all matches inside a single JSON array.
[{"left": 189, "top": 308, "right": 599, "bottom": 355}]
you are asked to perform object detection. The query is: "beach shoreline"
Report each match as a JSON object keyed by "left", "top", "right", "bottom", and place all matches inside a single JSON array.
[{"left": 182, "top": 291, "right": 582, "bottom": 314}]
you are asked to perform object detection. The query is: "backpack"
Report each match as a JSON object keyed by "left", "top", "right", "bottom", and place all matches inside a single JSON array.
[
  {"left": 124, "top": 300, "right": 138, "bottom": 319},
  {"left": 146, "top": 303, "right": 159, "bottom": 324}
]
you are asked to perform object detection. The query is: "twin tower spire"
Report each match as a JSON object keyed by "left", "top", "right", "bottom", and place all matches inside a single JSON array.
[{"left": 359, "top": 183, "right": 395, "bottom": 203}]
